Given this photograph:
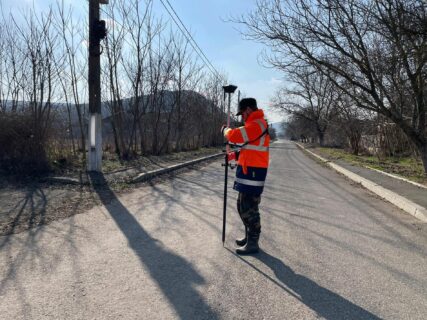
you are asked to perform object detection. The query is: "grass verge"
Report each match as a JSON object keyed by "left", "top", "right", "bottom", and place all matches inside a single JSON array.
[{"left": 312, "top": 147, "right": 427, "bottom": 186}]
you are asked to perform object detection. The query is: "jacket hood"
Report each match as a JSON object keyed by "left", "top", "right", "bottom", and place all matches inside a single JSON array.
[{"left": 246, "top": 109, "right": 265, "bottom": 123}]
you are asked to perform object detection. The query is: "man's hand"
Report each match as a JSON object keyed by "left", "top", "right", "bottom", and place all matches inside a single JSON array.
[{"left": 227, "top": 151, "right": 236, "bottom": 161}]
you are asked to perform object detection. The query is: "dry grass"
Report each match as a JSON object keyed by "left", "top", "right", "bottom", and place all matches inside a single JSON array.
[{"left": 313, "top": 147, "right": 427, "bottom": 186}]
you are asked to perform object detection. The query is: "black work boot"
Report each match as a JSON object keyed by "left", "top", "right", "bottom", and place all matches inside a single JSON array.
[
  {"left": 235, "top": 227, "right": 248, "bottom": 246},
  {"left": 236, "top": 236, "right": 259, "bottom": 255}
]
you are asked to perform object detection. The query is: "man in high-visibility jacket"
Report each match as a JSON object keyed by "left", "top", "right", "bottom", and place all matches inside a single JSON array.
[{"left": 222, "top": 98, "right": 270, "bottom": 254}]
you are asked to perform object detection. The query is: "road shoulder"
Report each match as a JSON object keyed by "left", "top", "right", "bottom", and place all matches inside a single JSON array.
[{"left": 296, "top": 143, "right": 427, "bottom": 223}]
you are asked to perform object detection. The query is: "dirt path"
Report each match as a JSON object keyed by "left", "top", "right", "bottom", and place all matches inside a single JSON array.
[{"left": 0, "top": 149, "right": 220, "bottom": 236}]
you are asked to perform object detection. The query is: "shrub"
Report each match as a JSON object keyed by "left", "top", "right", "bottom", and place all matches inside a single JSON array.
[{"left": 0, "top": 113, "right": 50, "bottom": 175}]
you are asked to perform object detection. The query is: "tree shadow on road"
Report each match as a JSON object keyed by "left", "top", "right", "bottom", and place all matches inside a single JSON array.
[
  {"left": 89, "top": 172, "right": 218, "bottom": 320},
  {"left": 0, "top": 185, "right": 46, "bottom": 237},
  {"left": 229, "top": 249, "right": 381, "bottom": 320}
]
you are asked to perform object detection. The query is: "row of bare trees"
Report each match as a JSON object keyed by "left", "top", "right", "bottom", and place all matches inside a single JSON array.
[
  {"left": 0, "top": 7, "right": 60, "bottom": 172},
  {"left": 237, "top": 0, "right": 427, "bottom": 174},
  {"left": 0, "top": 0, "right": 229, "bottom": 174},
  {"left": 274, "top": 67, "right": 374, "bottom": 155}
]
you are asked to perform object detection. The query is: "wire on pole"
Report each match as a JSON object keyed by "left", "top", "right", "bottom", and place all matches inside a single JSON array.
[{"left": 158, "top": 0, "right": 224, "bottom": 84}]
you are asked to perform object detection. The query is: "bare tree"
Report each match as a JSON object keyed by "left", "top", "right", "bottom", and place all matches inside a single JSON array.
[
  {"left": 1, "top": 15, "right": 26, "bottom": 113},
  {"left": 285, "top": 114, "right": 318, "bottom": 142},
  {"left": 0, "top": 24, "right": 5, "bottom": 113},
  {"left": 119, "top": 0, "right": 155, "bottom": 156},
  {"left": 334, "top": 95, "right": 374, "bottom": 154},
  {"left": 104, "top": 0, "right": 128, "bottom": 158},
  {"left": 147, "top": 33, "right": 176, "bottom": 155},
  {"left": 54, "top": 1, "right": 88, "bottom": 157},
  {"left": 0, "top": 0, "right": 229, "bottom": 175},
  {"left": 272, "top": 67, "right": 338, "bottom": 146},
  {"left": 170, "top": 34, "right": 204, "bottom": 151},
  {"left": 11, "top": 8, "right": 60, "bottom": 170},
  {"left": 237, "top": 0, "right": 427, "bottom": 173},
  {"left": 202, "top": 72, "right": 228, "bottom": 147},
  {"left": 0, "top": 6, "right": 65, "bottom": 172}
]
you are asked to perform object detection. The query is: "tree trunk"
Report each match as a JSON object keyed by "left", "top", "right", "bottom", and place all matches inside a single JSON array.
[
  {"left": 110, "top": 117, "right": 121, "bottom": 158},
  {"left": 318, "top": 130, "right": 324, "bottom": 147},
  {"left": 350, "top": 136, "right": 359, "bottom": 155},
  {"left": 347, "top": 128, "right": 361, "bottom": 155},
  {"left": 420, "top": 145, "right": 427, "bottom": 176}
]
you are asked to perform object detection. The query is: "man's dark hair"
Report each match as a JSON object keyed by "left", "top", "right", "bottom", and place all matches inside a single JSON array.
[{"left": 237, "top": 98, "right": 258, "bottom": 115}]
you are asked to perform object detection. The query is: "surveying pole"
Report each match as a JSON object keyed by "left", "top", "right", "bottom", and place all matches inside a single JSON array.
[
  {"left": 88, "top": 0, "right": 108, "bottom": 172},
  {"left": 237, "top": 90, "right": 241, "bottom": 115},
  {"left": 221, "top": 84, "right": 237, "bottom": 245}
]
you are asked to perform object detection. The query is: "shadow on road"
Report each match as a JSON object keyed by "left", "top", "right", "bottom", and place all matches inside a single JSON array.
[
  {"left": 228, "top": 248, "right": 381, "bottom": 320},
  {"left": 0, "top": 185, "right": 46, "bottom": 237},
  {"left": 89, "top": 172, "right": 218, "bottom": 320}
]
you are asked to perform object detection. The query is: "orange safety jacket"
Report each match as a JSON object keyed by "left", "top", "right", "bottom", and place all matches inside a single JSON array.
[{"left": 224, "top": 109, "right": 270, "bottom": 195}]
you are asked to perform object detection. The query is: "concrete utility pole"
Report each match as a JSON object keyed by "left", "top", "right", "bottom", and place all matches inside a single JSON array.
[{"left": 88, "top": 0, "right": 108, "bottom": 172}]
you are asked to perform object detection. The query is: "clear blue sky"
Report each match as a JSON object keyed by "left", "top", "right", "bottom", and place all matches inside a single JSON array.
[{"left": 1, "top": 0, "right": 284, "bottom": 122}]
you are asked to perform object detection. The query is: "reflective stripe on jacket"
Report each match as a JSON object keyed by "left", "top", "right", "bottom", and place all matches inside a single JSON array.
[
  {"left": 224, "top": 109, "right": 270, "bottom": 195},
  {"left": 234, "top": 166, "right": 268, "bottom": 195}
]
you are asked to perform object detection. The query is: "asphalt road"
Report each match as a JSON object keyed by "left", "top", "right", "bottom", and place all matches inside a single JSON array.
[{"left": 1, "top": 140, "right": 426, "bottom": 319}]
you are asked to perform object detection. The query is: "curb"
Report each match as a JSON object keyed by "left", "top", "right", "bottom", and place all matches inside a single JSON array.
[
  {"left": 295, "top": 143, "right": 427, "bottom": 223},
  {"left": 130, "top": 153, "right": 223, "bottom": 183}
]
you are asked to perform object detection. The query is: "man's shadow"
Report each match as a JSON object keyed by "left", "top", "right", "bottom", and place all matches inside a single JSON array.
[
  {"left": 232, "top": 249, "right": 382, "bottom": 320},
  {"left": 89, "top": 172, "right": 218, "bottom": 319}
]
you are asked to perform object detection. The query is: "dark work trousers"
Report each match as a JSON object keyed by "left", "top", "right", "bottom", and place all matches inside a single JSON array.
[{"left": 237, "top": 192, "right": 261, "bottom": 240}]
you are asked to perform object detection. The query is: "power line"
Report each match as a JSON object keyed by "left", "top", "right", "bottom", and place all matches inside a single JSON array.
[
  {"left": 100, "top": 2, "right": 225, "bottom": 84},
  {"left": 158, "top": 0, "right": 224, "bottom": 83}
]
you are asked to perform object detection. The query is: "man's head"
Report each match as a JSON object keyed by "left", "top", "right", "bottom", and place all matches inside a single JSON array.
[{"left": 236, "top": 98, "right": 258, "bottom": 120}]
